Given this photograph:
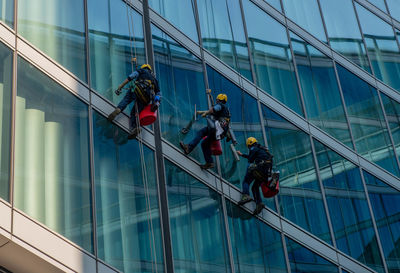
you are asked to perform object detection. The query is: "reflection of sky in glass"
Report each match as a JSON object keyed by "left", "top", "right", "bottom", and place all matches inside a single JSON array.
[{"left": 386, "top": 0, "right": 400, "bottom": 21}]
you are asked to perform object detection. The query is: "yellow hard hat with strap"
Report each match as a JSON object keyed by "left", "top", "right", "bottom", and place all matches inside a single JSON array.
[
  {"left": 246, "top": 137, "right": 257, "bottom": 147},
  {"left": 141, "top": 64, "right": 152, "bottom": 71},
  {"left": 216, "top": 93, "right": 227, "bottom": 103}
]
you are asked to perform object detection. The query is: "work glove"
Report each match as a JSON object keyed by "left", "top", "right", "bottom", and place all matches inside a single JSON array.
[
  {"left": 115, "top": 88, "right": 122, "bottom": 96},
  {"left": 154, "top": 95, "right": 160, "bottom": 102}
]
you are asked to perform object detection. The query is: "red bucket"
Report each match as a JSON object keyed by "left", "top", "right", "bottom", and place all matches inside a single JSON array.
[
  {"left": 211, "top": 140, "right": 222, "bottom": 156},
  {"left": 139, "top": 104, "right": 157, "bottom": 126},
  {"left": 261, "top": 174, "right": 280, "bottom": 198}
]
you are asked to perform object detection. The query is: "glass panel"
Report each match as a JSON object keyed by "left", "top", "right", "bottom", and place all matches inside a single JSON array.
[
  {"left": 265, "top": 0, "right": 282, "bottom": 11},
  {"left": 281, "top": 0, "right": 327, "bottom": 42},
  {"left": 0, "top": 0, "right": 13, "bottom": 28},
  {"left": 242, "top": 0, "right": 304, "bottom": 116},
  {"left": 18, "top": 0, "right": 87, "bottom": 82},
  {"left": 386, "top": 0, "right": 400, "bottom": 22},
  {"left": 364, "top": 171, "right": 400, "bottom": 273},
  {"left": 149, "top": 0, "right": 198, "bottom": 43},
  {"left": 290, "top": 32, "right": 353, "bottom": 148},
  {"left": 286, "top": 237, "right": 339, "bottom": 272},
  {"left": 0, "top": 42, "right": 11, "bottom": 202},
  {"left": 356, "top": 3, "right": 400, "bottom": 91},
  {"left": 226, "top": 200, "right": 287, "bottom": 273},
  {"left": 88, "top": 0, "right": 145, "bottom": 106},
  {"left": 93, "top": 112, "right": 164, "bottom": 272},
  {"left": 319, "top": 0, "right": 371, "bottom": 72},
  {"left": 262, "top": 105, "right": 331, "bottom": 243},
  {"left": 381, "top": 93, "right": 400, "bottom": 165},
  {"left": 367, "top": 0, "right": 388, "bottom": 12},
  {"left": 152, "top": 25, "right": 208, "bottom": 164},
  {"left": 197, "top": 0, "right": 252, "bottom": 80},
  {"left": 314, "top": 140, "right": 384, "bottom": 272},
  {"left": 337, "top": 65, "right": 400, "bottom": 176},
  {"left": 15, "top": 57, "right": 93, "bottom": 252},
  {"left": 165, "top": 160, "right": 231, "bottom": 272}
]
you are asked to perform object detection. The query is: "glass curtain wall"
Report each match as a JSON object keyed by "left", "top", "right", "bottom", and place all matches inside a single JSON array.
[
  {"left": 336, "top": 65, "right": 400, "bottom": 177},
  {"left": 88, "top": 0, "right": 146, "bottom": 106},
  {"left": 0, "top": 41, "right": 12, "bottom": 202},
  {"left": 386, "top": 0, "right": 400, "bottom": 22},
  {"left": 262, "top": 105, "right": 331, "bottom": 243},
  {"left": 314, "top": 140, "right": 384, "bottom": 273},
  {"left": 152, "top": 25, "right": 208, "bottom": 163},
  {"left": 367, "top": 0, "right": 388, "bottom": 12},
  {"left": 226, "top": 201, "right": 287, "bottom": 273},
  {"left": 196, "top": 0, "right": 252, "bottom": 80},
  {"left": 381, "top": 93, "right": 400, "bottom": 164},
  {"left": 319, "top": 0, "right": 371, "bottom": 73},
  {"left": 289, "top": 32, "right": 352, "bottom": 148},
  {"left": 93, "top": 112, "right": 164, "bottom": 272},
  {"left": 0, "top": 0, "right": 13, "bottom": 28},
  {"left": 265, "top": 0, "right": 282, "bottom": 12},
  {"left": 242, "top": 0, "right": 304, "bottom": 116},
  {"left": 165, "top": 160, "right": 231, "bottom": 272},
  {"left": 18, "top": 0, "right": 87, "bottom": 82},
  {"left": 356, "top": 3, "right": 400, "bottom": 92},
  {"left": 364, "top": 171, "right": 400, "bottom": 273},
  {"left": 14, "top": 57, "right": 93, "bottom": 253}
]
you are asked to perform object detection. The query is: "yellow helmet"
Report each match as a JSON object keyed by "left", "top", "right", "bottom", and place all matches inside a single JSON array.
[
  {"left": 141, "top": 64, "right": 152, "bottom": 71},
  {"left": 216, "top": 93, "right": 228, "bottom": 103},
  {"left": 246, "top": 137, "right": 257, "bottom": 147}
]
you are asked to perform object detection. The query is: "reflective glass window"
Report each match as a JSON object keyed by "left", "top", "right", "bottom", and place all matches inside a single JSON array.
[
  {"left": 242, "top": 0, "right": 304, "bottom": 116},
  {"left": 364, "top": 171, "right": 400, "bottom": 273},
  {"left": 367, "top": 0, "right": 388, "bottom": 12},
  {"left": 93, "top": 112, "right": 164, "bottom": 272},
  {"left": 165, "top": 160, "right": 231, "bottom": 272},
  {"left": 0, "top": 42, "right": 12, "bottom": 202},
  {"left": 281, "top": 0, "right": 327, "bottom": 42},
  {"left": 149, "top": 0, "right": 198, "bottom": 42},
  {"left": 286, "top": 237, "right": 339, "bottom": 272},
  {"left": 226, "top": 200, "right": 287, "bottom": 273},
  {"left": 18, "top": 0, "right": 87, "bottom": 82},
  {"left": 262, "top": 105, "right": 331, "bottom": 243},
  {"left": 207, "top": 66, "right": 275, "bottom": 210},
  {"left": 314, "top": 140, "right": 384, "bottom": 272},
  {"left": 88, "top": 0, "right": 145, "bottom": 106},
  {"left": 381, "top": 93, "right": 400, "bottom": 165},
  {"left": 319, "top": 0, "right": 371, "bottom": 72},
  {"left": 0, "top": 0, "right": 13, "bottom": 28},
  {"left": 15, "top": 57, "right": 93, "bottom": 252},
  {"left": 290, "top": 32, "right": 352, "bottom": 148},
  {"left": 356, "top": 3, "right": 400, "bottom": 91},
  {"left": 265, "top": 0, "right": 282, "bottom": 11},
  {"left": 152, "top": 25, "right": 208, "bottom": 163},
  {"left": 386, "top": 0, "right": 400, "bottom": 22},
  {"left": 337, "top": 65, "right": 400, "bottom": 176},
  {"left": 197, "top": 0, "right": 252, "bottom": 80}
]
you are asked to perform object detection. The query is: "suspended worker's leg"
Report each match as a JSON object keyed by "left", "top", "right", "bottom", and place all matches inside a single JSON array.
[
  {"left": 180, "top": 126, "right": 208, "bottom": 155},
  {"left": 127, "top": 101, "right": 145, "bottom": 140},
  {"left": 238, "top": 168, "right": 254, "bottom": 205},
  {"left": 252, "top": 180, "right": 264, "bottom": 215},
  {"left": 108, "top": 90, "right": 135, "bottom": 121},
  {"left": 199, "top": 135, "right": 214, "bottom": 170}
]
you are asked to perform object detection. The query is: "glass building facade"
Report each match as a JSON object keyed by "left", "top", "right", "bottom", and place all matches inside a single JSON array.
[{"left": 1, "top": 0, "right": 400, "bottom": 272}]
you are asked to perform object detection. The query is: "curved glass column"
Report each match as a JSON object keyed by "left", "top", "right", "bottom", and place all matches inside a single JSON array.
[
  {"left": 319, "top": 0, "right": 371, "bottom": 73},
  {"left": 15, "top": 57, "right": 93, "bottom": 253},
  {"left": 18, "top": 0, "right": 87, "bottom": 82},
  {"left": 0, "top": 0, "right": 13, "bottom": 28}
]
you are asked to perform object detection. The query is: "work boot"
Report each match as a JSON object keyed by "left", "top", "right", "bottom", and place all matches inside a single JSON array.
[
  {"left": 253, "top": 203, "right": 264, "bottom": 215},
  {"left": 238, "top": 194, "right": 252, "bottom": 205},
  {"left": 200, "top": 162, "right": 214, "bottom": 170},
  {"left": 180, "top": 141, "right": 191, "bottom": 155},
  {"left": 108, "top": 108, "right": 121, "bottom": 121},
  {"left": 127, "top": 127, "right": 141, "bottom": 140}
]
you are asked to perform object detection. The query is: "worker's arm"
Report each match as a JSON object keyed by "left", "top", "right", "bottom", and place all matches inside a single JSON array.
[
  {"left": 198, "top": 104, "right": 221, "bottom": 117},
  {"left": 115, "top": 71, "right": 139, "bottom": 95},
  {"left": 153, "top": 78, "right": 161, "bottom": 103},
  {"left": 236, "top": 151, "right": 249, "bottom": 158}
]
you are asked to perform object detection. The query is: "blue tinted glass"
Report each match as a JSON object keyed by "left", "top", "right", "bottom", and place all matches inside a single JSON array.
[
  {"left": 197, "top": 0, "right": 252, "bottom": 80},
  {"left": 0, "top": 0, "right": 13, "bottom": 28},
  {"left": 282, "top": 0, "right": 327, "bottom": 42},
  {"left": 314, "top": 141, "right": 384, "bottom": 272},
  {"left": 18, "top": 0, "right": 87, "bottom": 82},
  {"left": 265, "top": 0, "right": 282, "bottom": 11},
  {"left": 286, "top": 237, "right": 339, "bottom": 272},
  {"left": 15, "top": 57, "right": 93, "bottom": 253},
  {"left": 386, "top": 0, "right": 400, "bottom": 21},
  {"left": 262, "top": 105, "right": 331, "bottom": 243},
  {"left": 337, "top": 65, "right": 400, "bottom": 176},
  {"left": 152, "top": 25, "right": 209, "bottom": 163},
  {"left": 367, "top": 0, "right": 388, "bottom": 11},
  {"left": 165, "top": 160, "right": 231, "bottom": 272},
  {"left": 356, "top": 3, "right": 400, "bottom": 92},
  {"left": 243, "top": 0, "right": 304, "bottom": 116},
  {"left": 226, "top": 200, "right": 287, "bottom": 273},
  {"left": 149, "top": 0, "right": 198, "bottom": 42},
  {"left": 290, "top": 32, "right": 353, "bottom": 148},
  {"left": 0, "top": 42, "right": 12, "bottom": 202},
  {"left": 364, "top": 171, "right": 400, "bottom": 273},
  {"left": 93, "top": 112, "right": 164, "bottom": 272},
  {"left": 88, "top": 0, "right": 146, "bottom": 107},
  {"left": 319, "top": 0, "right": 371, "bottom": 73},
  {"left": 381, "top": 93, "right": 400, "bottom": 166}
]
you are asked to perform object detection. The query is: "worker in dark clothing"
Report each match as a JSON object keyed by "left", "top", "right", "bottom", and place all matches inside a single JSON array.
[
  {"left": 108, "top": 64, "right": 161, "bottom": 139},
  {"left": 237, "top": 137, "right": 273, "bottom": 215},
  {"left": 180, "top": 93, "right": 232, "bottom": 170}
]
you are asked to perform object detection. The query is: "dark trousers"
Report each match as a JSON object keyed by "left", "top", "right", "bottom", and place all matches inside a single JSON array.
[
  {"left": 242, "top": 167, "right": 262, "bottom": 204},
  {"left": 118, "top": 90, "right": 146, "bottom": 130},
  {"left": 188, "top": 126, "right": 215, "bottom": 163}
]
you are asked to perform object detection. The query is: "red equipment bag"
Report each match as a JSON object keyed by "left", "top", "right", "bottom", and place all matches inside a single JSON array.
[
  {"left": 139, "top": 104, "right": 157, "bottom": 126},
  {"left": 261, "top": 171, "right": 280, "bottom": 198},
  {"left": 211, "top": 139, "right": 222, "bottom": 155}
]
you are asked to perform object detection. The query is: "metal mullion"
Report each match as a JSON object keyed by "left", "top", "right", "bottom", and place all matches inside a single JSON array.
[
  {"left": 281, "top": 233, "right": 291, "bottom": 273},
  {"left": 316, "top": 0, "right": 330, "bottom": 45},
  {"left": 359, "top": 169, "right": 389, "bottom": 273}
]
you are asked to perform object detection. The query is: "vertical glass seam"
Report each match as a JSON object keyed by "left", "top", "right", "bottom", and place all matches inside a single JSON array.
[{"left": 315, "top": 0, "right": 330, "bottom": 43}]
